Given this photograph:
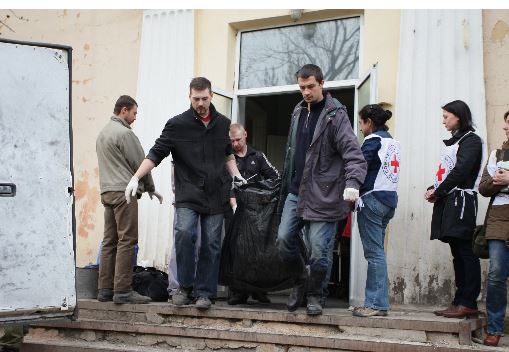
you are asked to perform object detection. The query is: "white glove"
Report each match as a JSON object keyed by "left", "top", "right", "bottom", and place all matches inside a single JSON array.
[
  {"left": 149, "top": 190, "right": 163, "bottom": 204},
  {"left": 233, "top": 175, "right": 248, "bottom": 188},
  {"left": 125, "top": 176, "right": 139, "bottom": 204},
  {"left": 343, "top": 188, "right": 359, "bottom": 202}
]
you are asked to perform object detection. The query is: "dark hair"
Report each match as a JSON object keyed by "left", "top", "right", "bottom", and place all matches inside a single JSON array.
[
  {"left": 441, "top": 100, "right": 474, "bottom": 132},
  {"left": 359, "top": 104, "right": 392, "bottom": 131},
  {"left": 189, "top": 77, "right": 212, "bottom": 93},
  {"left": 295, "top": 64, "right": 324, "bottom": 82},
  {"left": 113, "top": 95, "right": 138, "bottom": 115},
  {"left": 504, "top": 110, "right": 509, "bottom": 121}
]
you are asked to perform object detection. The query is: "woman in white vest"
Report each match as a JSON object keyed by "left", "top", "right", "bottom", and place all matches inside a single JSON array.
[
  {"left": 424, "top": 100, "right": 483, "bottom": 319},
  {"left": 353, "top": 104, "right": 400, "bottom": 317},
  {"left": 478, "top": 110, "right": 509, "bottom": 347}
]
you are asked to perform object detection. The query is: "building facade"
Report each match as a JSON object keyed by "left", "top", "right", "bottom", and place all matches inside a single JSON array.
[{"left": 1, "top": 8, "right": 509, "bottom": 305}]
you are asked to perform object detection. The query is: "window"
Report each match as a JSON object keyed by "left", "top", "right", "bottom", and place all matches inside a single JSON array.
[{"left": 239, "top": 17, "right": 360, "bottom": 90}]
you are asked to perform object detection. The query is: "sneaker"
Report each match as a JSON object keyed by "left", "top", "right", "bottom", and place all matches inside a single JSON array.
[
  {"left": 97, "top": 288, "right": 113, "bottom": 302},
  {"left": 113, "top": 290, "right": 151, "bottom": 304},
  {"left": 352, "top": 307, "right": 388, "bottom": 317},
  {"left": 195, "top": 296, "right": 212, "bottom": 310},
  {"left": 172, "top": 287, "right": 192, "bottom": 306}
]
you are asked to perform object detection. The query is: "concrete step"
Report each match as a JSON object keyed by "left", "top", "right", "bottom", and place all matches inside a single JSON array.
[
  {"left": 75, "top": 299, "right": 484, "bottom": 345},
  {"left": 22, "top": 299, "right": 497, "bottom": 352},
  {"left": 25, "top": 320, "right": 497, "bottom": 352}
]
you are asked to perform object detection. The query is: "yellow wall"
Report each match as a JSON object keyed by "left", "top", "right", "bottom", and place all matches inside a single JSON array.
[
  {"left": 483, "top": 10, "right": 509, "bottom": 151},
  {"left": 194, "top": 9, "right": 363, "bottom": 93},
  {"left": 362, "top": 10, "right": 401, "bottom": 131},
  {"left": 0, "top": 9, "right": 143, "bottom": 266}
]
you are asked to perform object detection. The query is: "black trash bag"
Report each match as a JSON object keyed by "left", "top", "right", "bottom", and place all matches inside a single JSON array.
[
  {"left": 132, "top": 266, "right": 169, "bottom": 302},
  {"left": 219, "top": 179, "right": 304, "bottom": 293}
]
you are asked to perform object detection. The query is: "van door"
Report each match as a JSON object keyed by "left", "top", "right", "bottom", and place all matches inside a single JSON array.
[{"left": 0, "top": 39, "right": 76, "bottom": 323}]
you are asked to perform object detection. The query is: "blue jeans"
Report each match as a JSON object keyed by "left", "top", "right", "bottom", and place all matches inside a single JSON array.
[
  {"left": 277, "top": 193, "right": 336, "bottom": 297},
  {"left": 486, "top": 239, "right": 509, "bottom": 335},
  {"left": 174, "top": 207, "right": 224, "bottom": 298},
  {"left": 357, "top": 193, "right": 395, "bottom": 311}
]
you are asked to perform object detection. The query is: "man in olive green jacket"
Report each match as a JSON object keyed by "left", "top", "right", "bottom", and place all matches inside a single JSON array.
[{"left": 96, "top": 95, "right": 162, "bottom": 304}]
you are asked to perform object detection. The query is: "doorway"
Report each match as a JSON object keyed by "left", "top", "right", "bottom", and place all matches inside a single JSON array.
[
  {"left": 241, "top": 88, "right": 355, "bottom": 173},
  {"left": 238, "top": 87, "right": 355, "bottom": 302}
]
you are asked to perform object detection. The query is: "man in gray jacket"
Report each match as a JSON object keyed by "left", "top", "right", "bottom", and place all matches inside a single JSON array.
[
  {"left": 276, "top": 64, "right": 367, "bottom": 316},
  {"left": 96, "top": 95, "right": 163, "bottom": 304}
]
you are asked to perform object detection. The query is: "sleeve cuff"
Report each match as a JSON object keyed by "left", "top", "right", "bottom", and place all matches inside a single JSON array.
[{"left": 146, "top": 152, "right": 162, "bottom": 166}]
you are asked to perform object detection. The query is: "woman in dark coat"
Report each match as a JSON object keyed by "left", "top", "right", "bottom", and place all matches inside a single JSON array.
[{"left": 424, "top": 100, "right": 483, "bottom": 318}]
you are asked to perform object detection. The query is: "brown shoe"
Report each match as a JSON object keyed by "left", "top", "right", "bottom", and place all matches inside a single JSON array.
[
  {"left": 484, "top": 334, "right": 501, "bottom": 347},
  {"left": 433, "top": 304, "right": 456, "bottom": 316},
  {"left": 442, "top": 305, "right": 479, "bottom": 318}
]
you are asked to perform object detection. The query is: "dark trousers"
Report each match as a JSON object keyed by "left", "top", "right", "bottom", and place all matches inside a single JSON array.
[
  {"left": 449, "top": 238, "right": 481, "bottom": 309},
  {"left": 98, "top": 191, "right": 138, "bottom": 293}
]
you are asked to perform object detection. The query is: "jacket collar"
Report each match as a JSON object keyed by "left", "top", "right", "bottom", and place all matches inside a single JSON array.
[
  {"left": 190, "top": 102, "right": 219, "bottom": 122},
  {"left": 111, "top": 115, "right": 131, "bottom": 129},
  {"left": 294, "top": 92, "right": 336, "bottom": 114},
  {"left": 443, "top": 127, "right": 474, "bottom": 146},
  {"left": 245, "top": 145, "right": 257, "bottom": 156}
]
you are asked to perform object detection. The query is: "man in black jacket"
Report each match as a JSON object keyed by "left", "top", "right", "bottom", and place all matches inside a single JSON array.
[
  {"left": 125, "top": 77, "right": 246, "bottom": 310},
  {"left": 227, "top": 123, "right": 280, "bottom": 305}
]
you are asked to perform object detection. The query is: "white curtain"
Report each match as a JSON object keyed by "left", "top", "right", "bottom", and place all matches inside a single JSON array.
[{"left": 133, "top": 9, "right": 194, "bottom": 269}]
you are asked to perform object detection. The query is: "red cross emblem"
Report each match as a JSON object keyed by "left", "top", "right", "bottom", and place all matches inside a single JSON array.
[
  {"left": 390, "top": 154, "right": 399, "bottom": 173},
  {"left": 436, "top": 163, "right": 446, "bottom": 181}
]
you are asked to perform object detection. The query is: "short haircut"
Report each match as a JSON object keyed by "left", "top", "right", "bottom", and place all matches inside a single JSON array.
[
  {"left": 229, "top": 123, "right": 246, "bottom": 133},
  {"left": 113, "top": 95, "right": 138, "bottom": 115},
  {"left": 441, "top": 100, "right": 474, "bottom": 132},
  {"left": 189, "top": 77, "right": 212, "bottom": 93},
  {"left": 295, "top": 64, "right": 324, "bottom": 82},
  {"left": 504, "top": 110, "right": 509, "bottom": 121}
]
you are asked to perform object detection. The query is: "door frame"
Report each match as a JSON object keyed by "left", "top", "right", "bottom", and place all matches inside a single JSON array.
[{"left": 349, "top": 63, "right": 379, "bottom": 307}]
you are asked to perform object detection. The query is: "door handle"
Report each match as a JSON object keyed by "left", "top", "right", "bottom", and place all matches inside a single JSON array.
[{"left": 0, "top": 183, "right": 16, "bottom": 197}]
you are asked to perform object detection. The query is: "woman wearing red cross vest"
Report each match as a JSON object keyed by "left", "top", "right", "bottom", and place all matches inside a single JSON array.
[
  {"left": 353, "top": 104, "right": 401, "bottom": 317},
  {"left": 425, "top": 100, "right": 483, "bottom": 318}
]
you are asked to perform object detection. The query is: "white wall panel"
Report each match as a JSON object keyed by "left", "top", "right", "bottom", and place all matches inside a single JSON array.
[
  {"left": 389, "top": 10, "right": 487, "bottom": 305},
  {"left": 133, "top": 9, "right": 194, "bottom": 269}
]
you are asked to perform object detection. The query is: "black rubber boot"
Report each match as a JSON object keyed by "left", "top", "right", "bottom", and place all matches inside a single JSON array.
[
  {"left": 287, "top": 266, "right": 309, "bottom": 312},
  {"left": 228, "top": 290, "right": 248, "bottom": 305},
  {"left": 306, "top": 270, "right": 326, "bottom": 316},
  {"left": 306, "top": 295, "right": 323, "bottom": 316}
]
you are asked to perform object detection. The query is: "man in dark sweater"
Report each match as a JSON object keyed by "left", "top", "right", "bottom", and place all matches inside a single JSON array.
[
  {"left": 277, "top": 64, "right": 366, "bottom": 316},
  {"left": 125, "top": 77, "right": 246, "bottom": 310}
]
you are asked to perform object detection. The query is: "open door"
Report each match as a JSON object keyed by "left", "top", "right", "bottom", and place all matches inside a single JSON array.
[
  {"left": 0, "top": 39, "right": 76, "bottom": 323},
  {"left": 349, "top": 64, "right": 378, "bottom": 307}
]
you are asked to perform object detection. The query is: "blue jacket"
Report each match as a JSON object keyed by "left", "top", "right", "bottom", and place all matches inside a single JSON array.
[{"left": 360, "top": 130, "right": 398, "bottom": 209}]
